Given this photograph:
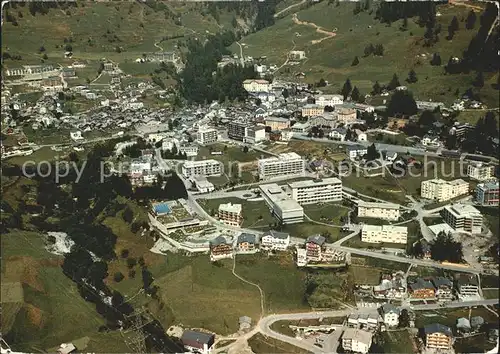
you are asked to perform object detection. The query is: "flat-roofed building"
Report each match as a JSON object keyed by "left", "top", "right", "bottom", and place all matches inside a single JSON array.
[
  {"left": 441, "top": 204, "right": 482, "bottom": 234},
  {"left": 467, "top": 162, "right": 495, "bottom": 181},
  {"left": 475, "top": 181, "right": 499, "bottom": 206},
  {"left": 258, "top": 152, "right": 305, "bottom": 180},
  {"left": 197, "top": 127, "right": 218, "bottom": 145},
  {"left": 260, "top": 183, "right": 304, "bottom": 224},
  {"left": 357, "top": 201, "right": 400, "bottom": 221},
  {"left": 218, "top": 203, "right": 243, "bottom": 227},
  {"left": 342, "top": 328, "right": 373, "bottom": 354},
  {"left": 289, "top": 178, "right": 342, "bottom": 205},
  {"left": 182, "top": 160, "right": 222, "bottom": 178},
  {"left": 301, "top": 104, "right": 324, "bottom": 117},
  {"left": 265, "top": 116, "right": 290, "bottom": 131},
  {"left": 336, "top": 107, "right": 357, "bottom": 124},
  {"left": 421, "top": 178, "right": 469, "bottom": 202},
  {"left": 228, "top": 121, "right": 248, "bottom": 141},
  {"left": 361, "top": 225, "right": 408, "bottom": 244},
  {"left": 193, "top": 176, "right": 215, "bottom": 193},
  {"left": 244, "top": 126, "right": 266, "bottom": 144}
]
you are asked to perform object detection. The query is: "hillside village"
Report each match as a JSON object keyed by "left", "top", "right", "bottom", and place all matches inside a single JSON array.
[{"left": 1, "top": 1, "right": 499, "bottom": 354}]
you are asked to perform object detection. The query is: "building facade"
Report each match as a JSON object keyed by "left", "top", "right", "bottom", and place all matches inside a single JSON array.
[
  {"left": 228, "top": 121, "right": 248, "bottom": 141},
  {"left": 361, "top": 225, "right": 408, "bottom": 244},
  {"left": 258, "top": 152, "right": 305, "bottom": 180},
  {"left": 289, "top": 178, "right": 342, "bottom": 205},
  {"left": 301, "top": 104, "right": 324, "bottom": 117},
  {"left": 218, "top": 203, "right": 243, "bottom": 227},
  {"left": 342, "top": 328, "right": 373, "bottom": 354},
  {"left": 420, "top": 178, "right": 469, "bottom": 202},
  {"left": 467, "top": 163, "right": 495, "bottom": 181},
  {"left": 357, "top": 201, "right": 400, "bottom": 221},
  {"left": 424, "top": 324, "right": 453, "bottom": 350},
  {"left": 475, "top": 182, "right": 499, "bottom": 206},
  {"left": 265, "top": 117, "right": 290, "bottom": 131},
  {"left": 182, "top": 160, "right": 222, "bottom": 178},
  {"left": 197, "top": 127, "right": 218, "bottom": 145},
  {"left": 209, "top": 236, "right": 233, "bottom": 261},
  {"left": 336, "top": 107, "right": 357, "bottom": 124},
  {"left": 314, "top": 94, "right": 343, "bottom": 107},
  {"left": 243, "top": 79, "right": 269, "bottom": 93},
  {"left": 441, "top": 204, "right": 482, "bottom": 234},
  {"left": 260, "top": 230, "right": 290, "bottom": 251}
]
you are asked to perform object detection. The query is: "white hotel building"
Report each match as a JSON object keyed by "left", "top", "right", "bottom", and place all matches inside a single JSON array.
[
  {"left": 361, "top": 225, "right": 408, "bottom": 244},
  {"left": 260, "top": 183, "right": 304, "bottom": 224},
  {"left": 258, "top": 152, "right": 305, "bottom": 180},
  {"left": 357, "top": 201, "right": 400, "bottom": 221},
  {"left": 182, "top": 159, "right": 222, "bottom": 178},
  {"left": 289, "top": 178, "right": 342, "bottom": 205},
  {"left": 420, "top": 178, "right": 469, "bottom": 202},
  {"left": 441, "top": 204, "right": 482, "bottom": 234}
]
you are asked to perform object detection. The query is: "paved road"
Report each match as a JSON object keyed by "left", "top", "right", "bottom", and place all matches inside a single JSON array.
[{"left": 410, "top": 298, "right": 499, "bottom": 311}]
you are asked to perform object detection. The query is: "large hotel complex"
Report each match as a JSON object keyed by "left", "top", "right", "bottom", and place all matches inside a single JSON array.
[
  {"left": 420, "top": 179, "right": 469, "bottom": 202},
  {"left": 356, "top": 201, "right": 400, "bottom": 221},
  {"left": 258, "top": 152, "right": 305, "bottom": 180},
  {"left": 289, "top": 178, "right": 342, "bottom": 205},
  {"left": 361, "top": 225, "right": 408, "bottom": 244}
]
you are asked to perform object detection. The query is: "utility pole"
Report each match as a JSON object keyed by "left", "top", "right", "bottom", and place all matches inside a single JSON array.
[{"left": 121, "top": 307, "right": 155, "bottom": 353}]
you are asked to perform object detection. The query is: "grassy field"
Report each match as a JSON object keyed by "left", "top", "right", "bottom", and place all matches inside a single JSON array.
[
  {"left": 415, "top": 307, "right": 499, "bottom": 329},
  {"left": 454, "top": 332, "right": 498, "bottom": 354},
  {"left": 270, "top": 317, "right": 345, "bottom": 337},
  {"left": 350, "top": 255, "right": 409, "bottom": 272},
  {"left": 302, "top": 202, "right": 349, "bottom": 224},
  {"left": 230, "top": 1, "right": 499, "bottom": 108},
  {"left": 482, "top": 288, "right": 499, "bottom": 299},
  {"left": 197, "top": 197, "right": 275, "bottom": 229},
  {"left": 234, "top": 253, "right": 310, "bottom": 314},
  {"left": 348, "top": 265, "right": 382, "bottom": 286},
  {"left": 381, "top": 330, "right": 416, "bottom": 353},
  {"left": 282, "top": 221, "right": 346, "bottom": 241},
  {"left": 248, "top": 333, "right": 312, "bottom": 354}
]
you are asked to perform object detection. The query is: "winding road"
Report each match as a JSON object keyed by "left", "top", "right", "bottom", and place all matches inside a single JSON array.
[{"left": 274, "top": 0, "right": 307, "bottom": 18}]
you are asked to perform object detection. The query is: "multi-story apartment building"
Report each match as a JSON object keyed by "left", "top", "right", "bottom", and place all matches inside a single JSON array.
[
  {"left": 301, "top": 104, "right": 324, "bottom": 117},
  {"left": 423, "top": 324, "right": 453, "bottom": 350},
  {"left": 264, "top": 116, "right": 290, "bottom": 131},
  {"left": 357, "top": 201, "right": 400, "bottom": 221},
  {"left": 409, "top": 278, "right": 436, "bottom": 299},
  {"left": 228, "top": 121, "right": 248, "bottom": 141},
  {"left": 455, "top": 274, "right": 480, "bottom": 299},
  {"left": 209, "top": 236, "right": 233, "bottom": 261},
  {"left": 342, "top": 328, "right": 373, "bottom": 354},
  {"left": 197, "top": 127, "right": 218, "bottom": 145},
  {"left": 243, "top": 79, "right": 270, "bottom": 93},
  {"left": 218, "top": 203, "right": 243, "bottom": 227},
  {"left": 431, "top": 276, "right": 454, "bottom": 300},
  {"left": 305, "top": 235, "right": 326, "bottom": 262},
  {"left": 361, "top": 225, "right": 408, "bottom": 244},
  {"left": 441, "top": 204, "right": 482, "bottom": 234},
  {"left": 258, "top": 152, "right": 305, "bottom": 180},
  {"left": 244, "top": 126, "right": 266, "bottom": 144},
  {"left": 467, "top": 162, "right": 495, "bottom": 181},
  {"left": 260, "top": 230, "right": 290, "bottom": 251},
  {"left": 309, "top": 113, "right": 337, "bottom": 129},
  {"left": 260, "top": 183, "right": 304, "bottom": 224},
  {"left": 235, "top": 233, "right": 259, "bottom": 253},
  {"left": 289, "top": 178, "right": 342, "bottom": 205},
  {"left": 182, "top": 160, "right": 222, "bottom": 178},
  {"left": 314, "top": 94, "right": 343, "bottom": 107},
  {"left": 420, "top": 178, "right": 469, "bottom": 202},
  {"left": 380, "top": 304, "right": 400, "bottom": 327},
  {"left": 475, "top": 181, "right": 499, "bottom": 206},
  {"left": 336, "top": 107, "right": 357, "bottom": 124},
  {"left": 179, "top": 145, "right": 199, "bottom": 157}
]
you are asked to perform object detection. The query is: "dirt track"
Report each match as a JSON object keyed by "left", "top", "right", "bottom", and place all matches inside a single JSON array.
[{"left": 292, "top": 13, "right": 337, "bottom": 44}]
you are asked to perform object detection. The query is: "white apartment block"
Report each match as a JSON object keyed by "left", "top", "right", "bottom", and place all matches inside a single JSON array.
[
  {"left": 357, "top": 201, "right": 400, "bottom": 221},
  {"left": 467, "top": 162, "right": 495, "bottom": 181},
  {"left": 260, "top": 183, "right": 304, "bottom": 224},
  {"left": 179, "top": 145, "right": 199, "bottom": 157},
  {"left": 288, "top": 178, "right": 342, "bottom": 205},
  {"left": 314, "top": 94, "right": 344, "bottom": 107},
  {"left": 260, "top": 230, "right": 290, "bottom": 251},
  {"left": 258, "top": 152, "right": 305, "bottom": 180},
  {"left": 196, "top": 127, "right": 218, "bottom": 145},
  {"left": 182, "top": 160, "right": 222, "bottom": 178},
  {"left": 243, "top": 79, "right": 270, "bottom": 93},
  {"left": 420, "top": 178, "right": 469, "bottom": 202},
  {"left": 218, "top": 202, "right": 243, "bottom": 227},
  {"left": 441, "top": 204, "right": 482, "bottom": 234},
  {"left": 361, "top": 225, "right": 408, "bottom": 244}
]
